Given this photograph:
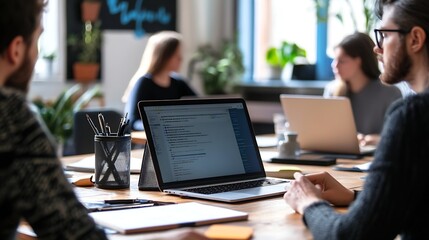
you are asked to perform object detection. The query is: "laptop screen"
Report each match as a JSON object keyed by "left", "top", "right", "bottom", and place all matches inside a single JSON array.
[
  {"left": 140, "top": 99, "right": 264, "bottom": 185},
  {"left": 280, "top": 94, "right": 365, "bottom": 155}
]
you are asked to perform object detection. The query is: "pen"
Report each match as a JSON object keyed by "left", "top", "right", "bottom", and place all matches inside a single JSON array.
[
  {"left": 106, "top": 123, "right": 112, "bottom": 136},
  {"left": 104, "top": 199, "right": 176, "bottom": 205},
  {"left": 117, "top": 112, "right": 129, "bottom": 136},
  {"left": 123, "top": 112, "right": 128, "bottom": 123},
  {"left": 118, "top": 119, "right": 129, "bottom": 136},
  {"left": 105, "top": 199, "right": 151, "bottom": 204},
  {"left": 90, "top": 203, "right": 155, "bottom": 212},
  {"left": 86, "top": 114, "right": 100, "bottom": 135},
  {"left": 117, "top": 117, "right": 124, "bottom": 135},
  {"left": 98, "top": 113, "right": 107, "bottom": 135}
]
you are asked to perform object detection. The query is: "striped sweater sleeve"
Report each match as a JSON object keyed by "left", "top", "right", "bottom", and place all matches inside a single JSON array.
[{"left": 0, "top": 88, "right": 107, "bottom": 239}]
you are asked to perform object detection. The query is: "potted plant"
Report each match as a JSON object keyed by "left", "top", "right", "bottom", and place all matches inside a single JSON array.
[
  {"left": 68, "top": 21, "right": 102, "bottom": 83},
  {"left": 42, "top": 51, "right": 56, "bottom": 76},
  {"left": 32, "top": 84, "right": 103, "bottom": 155},
  {"left": 266, "top": 41, "right": 307, "bottom": 80},
  {"left": 81, "top": 0, "right": 102, "bottom": 22},
  {"left": 192, "top": 40, "right": 245, "bottom": 94},
  {"left": 332, "top": 0, "right": 376, "bottom": 34}
]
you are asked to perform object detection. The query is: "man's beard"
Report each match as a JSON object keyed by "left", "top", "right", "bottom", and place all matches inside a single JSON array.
[
  {"left": 5, "top": 49, "right": 34, "bottom": 93},
  {"left": 380, "top": 39, "right": 412, "bottom": 85}
]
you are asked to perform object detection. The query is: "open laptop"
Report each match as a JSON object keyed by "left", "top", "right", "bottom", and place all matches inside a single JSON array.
[
  {"left": 138, "top": 98, "right": 290, "bottom": 203},
  {"left": 280, "top": 94, "right": 376, "bottom": 159}
]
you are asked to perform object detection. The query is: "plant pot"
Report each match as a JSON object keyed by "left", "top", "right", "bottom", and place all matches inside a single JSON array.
[
  {"left": 81, "top": 1, "right": 101, "bottom": 22},
  {"left": 73, "top": 62, "right": 100, "bottom": 83},
  {"left": 268, "top": 66, "right": 282, "bottom": 80},
  {"left": 281, "top": 63, "right": 294, "bottom": 81}
]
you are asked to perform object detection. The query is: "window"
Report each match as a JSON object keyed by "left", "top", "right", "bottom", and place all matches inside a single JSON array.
[
  {"left": 239, "top": 0, "right": 377, "bottom": 82},
  {"left": 328, "top": 0, "right": 377, "bottom": 54},
  {"left": 251, "top": 0, "right": 316, "bottom": 80},
  {"left": 34, "top": 0, "right": 64, "bottom": 81}
]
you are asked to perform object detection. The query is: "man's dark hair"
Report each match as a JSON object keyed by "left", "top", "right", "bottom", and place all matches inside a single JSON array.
[
  {"left": 0, "top": 0, "right": 45, "bottom": 54},
  {"left": 376, "top": 0, "right": 429, "bottom": 50}
]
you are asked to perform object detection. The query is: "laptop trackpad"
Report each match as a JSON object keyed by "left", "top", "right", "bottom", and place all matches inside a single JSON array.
[
  {"left": 214, "top": 185, "right": 286, "bottom": 197},
  {"left": 211, "top": 191, "right": 255, "bottom": 199}
]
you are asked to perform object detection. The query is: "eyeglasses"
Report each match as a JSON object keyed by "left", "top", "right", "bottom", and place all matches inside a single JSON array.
[{"left": 374, "top": 29, "right": 411, "bottom": 49}]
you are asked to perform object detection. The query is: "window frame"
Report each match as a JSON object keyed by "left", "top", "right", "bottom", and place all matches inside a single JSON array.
[{"left": 33, "top": 0, "right": 66, "bottom": 82}]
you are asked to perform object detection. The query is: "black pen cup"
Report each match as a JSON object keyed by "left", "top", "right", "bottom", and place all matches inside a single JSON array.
[{"left": 94, "top": 134, "right": 131, "bottom": 189}]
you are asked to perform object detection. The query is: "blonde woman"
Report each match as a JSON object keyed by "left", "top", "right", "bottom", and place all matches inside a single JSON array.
[
  {"left": 123, "top": 31, "right": 196, "bottom": 130},
  {"left": 323, "top": 32, "right": 402, "bottom": 146}
]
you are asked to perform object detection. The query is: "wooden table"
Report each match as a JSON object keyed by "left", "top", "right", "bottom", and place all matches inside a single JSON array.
[
  {"left": 20, "top": 148, "right": 369, "bottom": 240},
  {"left": 131, "top": 131, "right": 147, "bottom": 145}
]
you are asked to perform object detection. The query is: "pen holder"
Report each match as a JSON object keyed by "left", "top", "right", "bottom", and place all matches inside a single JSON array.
[{"left": 94, "top": 134, "right": 131, "bottom": 189}]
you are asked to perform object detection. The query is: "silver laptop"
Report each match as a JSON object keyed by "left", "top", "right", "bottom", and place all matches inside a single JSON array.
[
  {"left": 280, "top": 94, "right": 375, "bottom": 158},
  {"left": 138, "top": 98, "right": 290, "bottom": 203}
]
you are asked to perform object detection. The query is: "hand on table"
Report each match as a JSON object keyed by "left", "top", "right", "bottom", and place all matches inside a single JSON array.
[
  {"left": 284, "top": 172, "right": 354, "bottom": 214},
  {"left": 357, "top": 133, "right": 380, "bottom": 146}
]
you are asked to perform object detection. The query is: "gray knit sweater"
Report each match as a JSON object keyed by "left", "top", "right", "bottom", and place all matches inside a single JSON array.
[
  {"left": 0, "top": 87, "right": 106, "bottom": 239},
  {"left": 324, "top": 80, "right": 402, "bottom": 134},
  {"left": 303, "top": 90, "right": 429, "bottom": 239}
]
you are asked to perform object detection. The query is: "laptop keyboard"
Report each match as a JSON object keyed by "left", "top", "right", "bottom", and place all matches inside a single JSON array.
[{"left": 184, "top": 179, "right": 289, "bottom": 195}]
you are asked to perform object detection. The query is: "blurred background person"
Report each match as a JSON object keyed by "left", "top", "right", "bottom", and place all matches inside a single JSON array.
[
  {"left": 323, "top": 32, "right": 402, "bottom": 146},
  {"left": 122, "top": 31, "right": 196, "bottom": 131}
]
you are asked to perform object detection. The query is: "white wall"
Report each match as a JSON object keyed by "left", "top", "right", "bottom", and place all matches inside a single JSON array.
[
  {"left": 101, "top": 31, "right": 147, "bottom": 110},
  {"left": 28, "top": 0, "right": 235, "bottom": 113}
]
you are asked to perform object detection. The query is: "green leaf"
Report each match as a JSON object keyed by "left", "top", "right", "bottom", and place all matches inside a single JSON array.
[
  {"left": 73, "top": 85, "right": 103, "bottom": 112},
  {"left": 266, "top": 48, "right": 281, "bottom": 66},
  {"left": 33, "top": 83, "right": 103, "bottom": 142},
  {"left": 266, "top": 41, "right": 307, "bottom": 68},
  {"left": 193, "top": 39, "right": 244, "bottom": 94}
]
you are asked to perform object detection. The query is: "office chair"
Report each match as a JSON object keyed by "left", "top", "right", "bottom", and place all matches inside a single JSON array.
[{"left": 72, "top": 109, "right": 123, "bottom": 155}]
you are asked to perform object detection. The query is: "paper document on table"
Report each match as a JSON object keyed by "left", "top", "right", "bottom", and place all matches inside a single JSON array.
[
  {"left": 259, "top": 150, "right": 279, "bottom": 162},
  {"left": 256, "top": 135, "right": 278, "bottom": 148},
  {"left": 89, "top": 202, "right": 248, "bottom": 234},
  {"left": 333, "top": 162, "right": 372, "bottom": 172},
  {"left": 65, "top": 156, "right": 142, "bottom": 173}
]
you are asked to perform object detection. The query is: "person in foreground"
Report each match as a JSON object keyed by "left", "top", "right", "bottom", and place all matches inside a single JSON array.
[
  {"left": 284, "top": 0, "right": 429, "bottom": 239},
  {"left": 0, "top": 0, "right": 107, "bottom": 239},
  {"left": 324, "top": 32, "right": 402, "bottom": 146},
  {"left": 122, "top": 31, "right": 196, "bottom": 131}
]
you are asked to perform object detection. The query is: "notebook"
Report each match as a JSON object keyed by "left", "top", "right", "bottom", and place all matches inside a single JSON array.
[
  {"left": 89, "top": 202, "right": 248, "bottom": 234},
  {"left": 65, "top": 156, "right": 142, "bottom": 173},
  {"left": 138, "top": 98, "right": 290, "bottom": 203},
  {"left": 333, "top": 161, "right": 372, "bottom": 172},
  {"left": 280, "top": 94, "right": 376, "bottom": 158}
]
